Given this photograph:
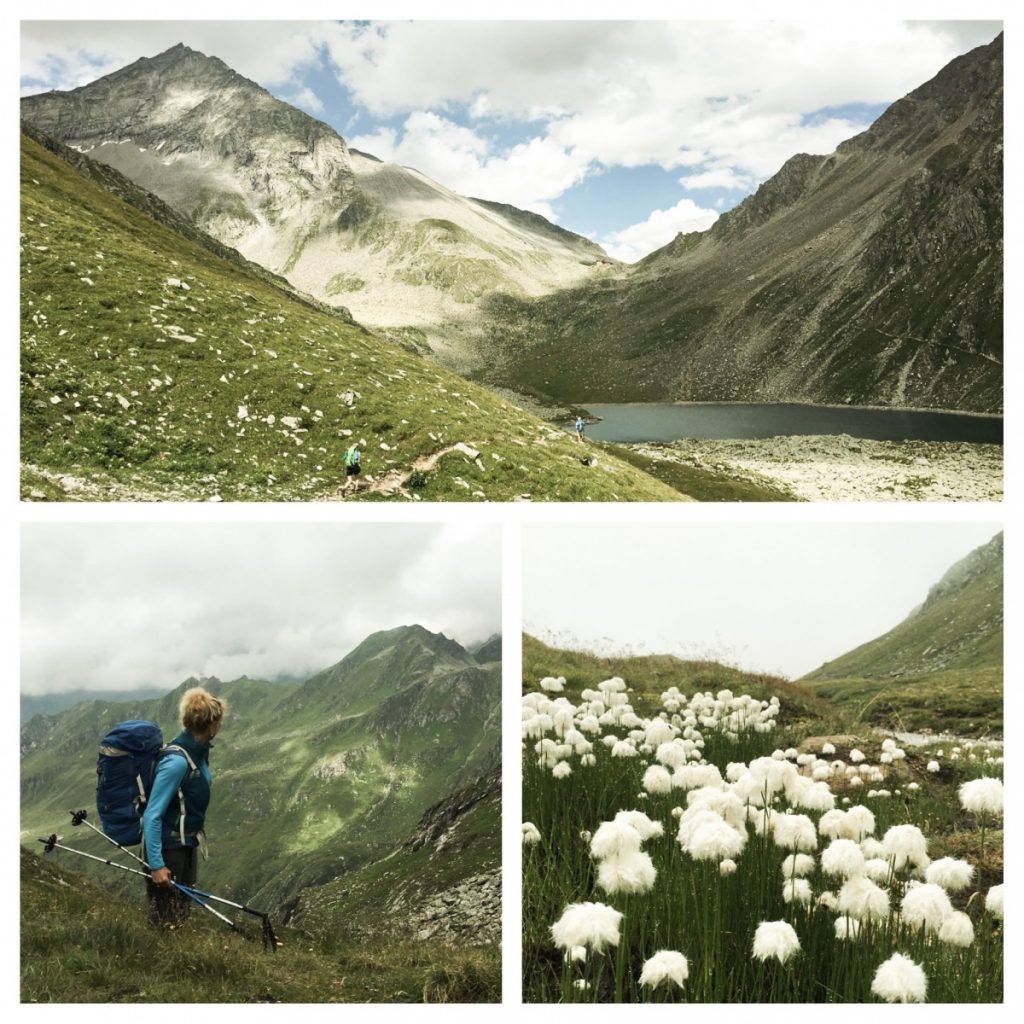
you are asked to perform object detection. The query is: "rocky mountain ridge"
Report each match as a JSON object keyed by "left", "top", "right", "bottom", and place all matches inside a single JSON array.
[
  {"left": 21, "top": 44, "right": 608, "bottom": 369},
  {"left": 480, "top": 34, "right": 1003, "bottom": 413}
]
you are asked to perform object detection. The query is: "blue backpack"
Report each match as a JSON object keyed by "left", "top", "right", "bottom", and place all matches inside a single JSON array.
[{"left": 96, "top": 720, "right": 194, "bottom": 846}]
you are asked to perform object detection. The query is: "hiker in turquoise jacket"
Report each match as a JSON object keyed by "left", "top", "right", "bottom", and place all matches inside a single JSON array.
[{"left": 142, "top": 687, "right": 227, "bottom": 925}]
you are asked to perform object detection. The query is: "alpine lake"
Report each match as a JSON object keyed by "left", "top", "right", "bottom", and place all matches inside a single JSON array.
[{"left": 574, "top": 403, "right": 1003, "bottom": 445}]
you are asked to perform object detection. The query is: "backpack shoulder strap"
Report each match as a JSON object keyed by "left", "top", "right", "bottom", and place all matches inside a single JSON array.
[
  {"left": 162, "top": 744, "right": 197, "bottom": 773},
  {"left": 159, "top": 745, "right": 197, "bottom": 846}
]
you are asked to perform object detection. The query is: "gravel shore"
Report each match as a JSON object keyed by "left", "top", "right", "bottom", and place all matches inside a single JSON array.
[{"left": 627, "top": 435, "right": 1003, "bottom": 502}]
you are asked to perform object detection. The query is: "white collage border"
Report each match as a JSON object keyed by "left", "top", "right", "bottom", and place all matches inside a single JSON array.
[{"left": 5, "top": 0, "right": 1020, "bottom": 1019}]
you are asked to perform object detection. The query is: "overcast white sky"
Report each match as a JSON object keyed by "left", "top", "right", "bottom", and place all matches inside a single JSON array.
[
  {"left": 524, "top": 523, "right": 1001, "bottom": 679},
  {"left": 21, "top": 523, "right": 500, "bottom": 695},
  {"left": 18, "top": 11, "right": 1002, "bottom": 260}
]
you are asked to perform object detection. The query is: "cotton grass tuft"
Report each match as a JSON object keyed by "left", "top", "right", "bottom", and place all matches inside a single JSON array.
[
  {"left": 551, "top": 902, "right": 623, "bottom": 953},
  {"left": 522, "top": 822, "right": 541, "bottom": 845},
  {"left": 958, "top": 777, "right": 1003, "bottom": 815},
  {"left": 870, "top": 953, "right": 927, "bottom": 1003},
  {"left": 752, "top": 920, "right": 801, "bottom": 963},
  {"left": 985, "top": 884, "right": 1003, "bottom": 919},
  {"left": 925, "top": 857, "right": 974, "bottom": 892},
  {"left": 639, "top": 950, "right": 689, "bottom": 989}
]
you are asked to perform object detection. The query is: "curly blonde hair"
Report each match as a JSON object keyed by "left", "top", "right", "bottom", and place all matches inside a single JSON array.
[{"left": 180, "top": 687, "right": 227, "bottom": 734}]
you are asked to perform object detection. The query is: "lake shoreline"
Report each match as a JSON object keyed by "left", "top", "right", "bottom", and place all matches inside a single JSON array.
[
  {"left": 624, "top": 435, "right": 1003, "bottom": 502},
  {"left": 580, "top": 399, "right": 1003, "bottom": 420}
]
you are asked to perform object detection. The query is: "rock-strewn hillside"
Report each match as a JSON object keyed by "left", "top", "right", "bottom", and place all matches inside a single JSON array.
[
  {"left": 21, "top": 43, "right": 610, "bottom": 368},
  {"left": 481, "top": 34, "right": 1003, "bottom": 413},
  {"left": 19, "top": 130, "right": 683, "bottom": 502}
]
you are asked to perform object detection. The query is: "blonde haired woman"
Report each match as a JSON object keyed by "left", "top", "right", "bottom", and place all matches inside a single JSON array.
[{"left": 142, "top": 686, "right": 227, "bottom": 925}]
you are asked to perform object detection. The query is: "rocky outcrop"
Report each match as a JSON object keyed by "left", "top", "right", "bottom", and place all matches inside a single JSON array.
[{"left": 409, "top": 869, "right": 501, "bottom": 945}]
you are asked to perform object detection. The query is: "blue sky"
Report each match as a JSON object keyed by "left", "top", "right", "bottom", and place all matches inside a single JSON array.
[{"left": 20, "top": 19, "right": 1001, "bottom": 261}]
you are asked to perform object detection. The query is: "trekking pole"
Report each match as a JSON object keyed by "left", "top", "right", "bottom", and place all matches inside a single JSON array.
[
  {"left": 67, "top": 810, "right": 278, "bottom": 947},
  {"left": 38, "top": 834, "right": 152, "bottom": 879},
  {"left": 176, "top": 885, "right": 281, "bottom": 950},
  {"left": 169, "top": 883, "right": 250, "bottom": 937},
  {"left": 69, "top": 809, "right": 150, "bottom": 869},
  {"left": 47, "top": 826, "right": 281, "bottom": 951}
]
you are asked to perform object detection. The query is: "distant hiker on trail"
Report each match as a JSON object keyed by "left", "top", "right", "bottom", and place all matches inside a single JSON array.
[
  {"left": 143, "top": 687, "right": 227, "bottom": 927},
  {"left": 575, "top": 417, "right": 586, "bottom": 443},
  {"left": 343, "top": 442, "right": 362, "bottom": 493}
]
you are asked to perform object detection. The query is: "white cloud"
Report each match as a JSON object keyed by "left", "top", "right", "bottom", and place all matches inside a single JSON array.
[
  {"left": 680, "top": 168, "right": 755, "bottom": 191},
  {"left": 19, "top": 19, "right": 1001, "bottom": 235},
  {"left": 21, "top": 523, "right": 500, "bottom": 695},
  {"left": 287, "top": 86, "right": 324, "bottom": 115},
  {"left": 600, "top": 198, "right": 719, "bottom": 264},
  {"left": 321, "top": 19, "right": 999, "bottom": 184},
  {"left": 351, "top": 111, "right": 591, "bottom": 217}
]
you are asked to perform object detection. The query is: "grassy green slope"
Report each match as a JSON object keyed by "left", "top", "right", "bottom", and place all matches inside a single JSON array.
[
  {"left": 802, "top": 533, "right": 1002, "bottom": 735},
  {"left": 21, "top": 849, "right": 498, "bottom": 1003},
  {"left": 20, "top": 132, "right": 683, "bottom": 503}
]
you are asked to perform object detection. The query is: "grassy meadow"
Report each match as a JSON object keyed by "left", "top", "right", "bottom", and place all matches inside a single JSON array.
[{"left": 522, "top": 640, "right": 1003, "bottom": 1003}]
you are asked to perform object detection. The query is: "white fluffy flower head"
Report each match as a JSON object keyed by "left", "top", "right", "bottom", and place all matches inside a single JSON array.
[
  {"left": 551, "top": 902, "right": 623, "bottom": 952},
  {"left": 639, "top": 950, "right": 689, "bottom": 989},
  {"left": 871, "top": 953, "right": 927, "bottom": 1003},
  {"left": 925, "top": 857, "right": 974, "bottom": 892},
  {"left": 752, "top": 920, "right": 801, "bottom": 963},
  {"left": 522, "top": 822, "right": 541, "bottom": 845},
  {"left": 901, "top": 882, "right": 952, "bottom": 933},
  {"left": 959, "top": 777, "right": 1003, "bottom": 815}
]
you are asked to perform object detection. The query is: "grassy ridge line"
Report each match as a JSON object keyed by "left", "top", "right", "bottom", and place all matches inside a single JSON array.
[
  {"left": 522, "top": 634, "right": 839, "bottom": 730},
  {"left": 523, "top": 632, "right": 1003, "bottom": 739},
  {"left": 804, "top": 537, "right": 1002, "bottom": 681},
  {"left": 20, "top": 132, "right": 684, "bottom": 503},
  {"left": 21, "top": 849, "right": 499, "bottom": 1003}
]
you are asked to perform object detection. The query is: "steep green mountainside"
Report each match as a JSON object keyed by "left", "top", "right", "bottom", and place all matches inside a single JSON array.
[
  {"left": 21, "top": 849, "right": 498, "bottom": 1002},
  {"left": 803, "top": 532, "right": 1002, "bottom": 735},
  {"left": 481, "top": 35, "right": 1002, "bottom": 413},
  {"left": 21, "top": 626, "right": 500, "bottom": 936},
  {"left": 806, "top": 532, "right": 1002, "bottom": 680},
  {"left": 290, "top": 751, "right": 500, "bottom": 944},
  {"left": 21, "top": 43, "right": 609, "bottom": 368},
  {"left": 20, "top": 131, "right": 682, "bottom": 502}
]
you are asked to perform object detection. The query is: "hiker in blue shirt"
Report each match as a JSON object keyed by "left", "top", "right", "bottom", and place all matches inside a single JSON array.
[
  {"left": 575, "top": 416, "right": 586, "bottom": 443},
  {"left": 143, "top": 687, "right": 227, "bottom": 926},
  {"left": 343, "top": 441, "right": 362, "bottom": 493}
]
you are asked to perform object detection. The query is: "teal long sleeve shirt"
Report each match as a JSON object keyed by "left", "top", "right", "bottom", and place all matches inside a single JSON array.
[{"left": 142, "top": 755, "right": 212, "bottom": 870}]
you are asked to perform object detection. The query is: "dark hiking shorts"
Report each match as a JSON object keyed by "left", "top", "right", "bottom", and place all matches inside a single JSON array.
[
  {"left": 346, "top": 463, "right": 361, "bottom": 477},
  {"left": 146, "top": 845, "right": 198, "bottom": 926}
]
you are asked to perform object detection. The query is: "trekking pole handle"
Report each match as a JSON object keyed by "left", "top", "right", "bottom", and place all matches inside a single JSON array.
[{"left": 68, "top": 809, "right": 151, "bottom": 869}]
